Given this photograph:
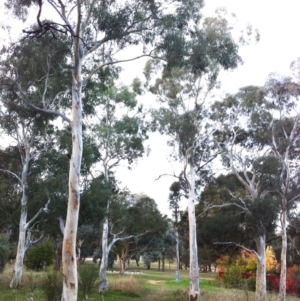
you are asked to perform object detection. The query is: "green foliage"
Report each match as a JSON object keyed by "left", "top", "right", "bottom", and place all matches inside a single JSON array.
[
  {"left": 78, "top": 264, "right": 99, "bottom": 298},
  {"left": 222, "top": 264, "right": 244, "bottom": 289},
  {"left": 41, "top": 270, "right": 63, "bottom": 301},
  {"left": 24, "top": 241, "right": 55, "bottom": 271},
  {"left": 244, "top": 197, "right": 279, "bottom": 236},
  {"left": 246, "top": 276, "right": 256, "bottom": 292},
  {"left": 0, "top": 235, "right": 10, "bottom": 273}
]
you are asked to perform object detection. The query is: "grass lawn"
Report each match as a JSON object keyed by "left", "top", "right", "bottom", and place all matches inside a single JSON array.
[{"left": 0, "top": 262, "right": 299, "bottom": 301}]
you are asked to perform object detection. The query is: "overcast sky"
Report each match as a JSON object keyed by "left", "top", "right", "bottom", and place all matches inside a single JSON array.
[{"left": 116, "top": 0, "right": 300, "bottom": 216}]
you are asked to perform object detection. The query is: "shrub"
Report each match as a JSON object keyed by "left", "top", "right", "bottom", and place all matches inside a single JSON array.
[
  {"left": 25, "top": 241, "right": 55, "bottom": 271},
  {"left": 41, "top": 270, "right": 62, "bottom": 301},
  {"left": 0, "top": 235, "right": 10, "bottom": 273},
  {"left": 222, "top": 264, "right": 244, "bottom": 289},
  {"left": 246, "top": 276, "right": 256, "bottom": 291},
  {"left": 78, "top": 264, "right": 99, "bottom": 299}
]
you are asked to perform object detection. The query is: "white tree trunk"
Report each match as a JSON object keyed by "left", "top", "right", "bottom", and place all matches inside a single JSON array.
[
  {"left": 99, "top": 218, "right": 109, "bottom": 294},
  {"left": 188, "top": 167, "right": 200, "bottom": 301},
  {"left": 10, "top": 212, "right": 27, "bottom": 288},
  {"left": 61, "top": 58, "right": 83, "bottom": 300},
  {"left": 279, "top": 208, "right": 287, "bottom": 301},
  {"left": 10, "top": 150, "right": 30, "bottom": 288},
  {"left": 255, "top": 235, "right": 267, "bottom": 301},
  {"left": 175, "top": 227, "right": 180, "bottom": 281}
]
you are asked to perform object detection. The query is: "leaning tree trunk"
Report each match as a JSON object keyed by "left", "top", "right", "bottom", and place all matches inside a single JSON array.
[
  {"left": 279, "top": 207, "right": 287, "bottom": 301},
  {"left": 188, "top": 167, "right": 200, "bottom": 301},
  {"left": 99, "top": 218, "right": 109, "bottom": 294},
  {"left": 61, "top": 44, "right": 83, "bottom": 301},
  {"left": 255, "top": 235, "right": 267, "bottom": 301}
]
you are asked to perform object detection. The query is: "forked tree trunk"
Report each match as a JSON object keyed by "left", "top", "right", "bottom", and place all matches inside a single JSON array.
[
  {"left": 61, "top": 55, "right": 83, "bottom": 300},
  {"left": 99, "top": 218, "right": 109, "bottom": 294},
  {"left": 279, "top": 208, "right": 287, "bottom": 301},
  {"left": 255, "top": 235, "right": 267, "bottom": 301},
  {"left": 188, "top": 167, "right": 200, "bottom": 301}
]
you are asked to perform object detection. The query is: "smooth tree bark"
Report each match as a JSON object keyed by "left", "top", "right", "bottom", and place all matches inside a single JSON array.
[
  {"left": 61, "top": 23, "right": 83, "bottom": 300},
  {"left": 10, "top": 144, "right": 31, "bottom": 288},
  {"left": 255, "top": 235, "right": 267, "bottom": 301},
  {"left": 175, "top": 227, "right": 180, "bottom": 281},
  {"left": 185, "top": 164, "right": 200, "bottom": 301},
  {"left": 99, "top": 217, "right": 109, "bottom": 294}
]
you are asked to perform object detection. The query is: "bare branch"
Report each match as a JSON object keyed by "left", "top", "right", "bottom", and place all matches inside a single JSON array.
[
  {"left": 0, "top": 169, "right": 22, "bottom": 184},
  {"left": 214, "top": 241, "right": 258, "bottom": 258},
  {"left": 26, "top": 198, "right": 51, "bottom": 228}
]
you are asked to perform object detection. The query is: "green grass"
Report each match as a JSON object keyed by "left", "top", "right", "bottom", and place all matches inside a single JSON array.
[{"left": 0, "top": 262, "right": 300, "bottom": 301}]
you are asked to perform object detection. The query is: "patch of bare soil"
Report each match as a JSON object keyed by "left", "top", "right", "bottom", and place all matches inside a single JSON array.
[{"left": 147, "top": 280, "right": 165, "bottom": 285}]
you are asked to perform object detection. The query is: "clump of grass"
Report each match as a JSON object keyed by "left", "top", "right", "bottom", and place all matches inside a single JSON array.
[
  {"left": 173, "top": 288, "right": 189, "bottom": 301},
  {"left": 78, "top": 264, "right": 98, "bottom": 300},
  {"left": 109, "top": 275, "right": 145, "bottom": 296}
]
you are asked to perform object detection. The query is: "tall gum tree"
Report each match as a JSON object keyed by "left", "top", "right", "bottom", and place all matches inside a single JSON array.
[
  {"left": 261, "top": 74, "right": 300, "bottom": 301},
  {"left": 4, "top": 1, "right": 205, "bottom": 299},
  {"left": 148, "top": 13, "right": 241, "bottom": 298}
]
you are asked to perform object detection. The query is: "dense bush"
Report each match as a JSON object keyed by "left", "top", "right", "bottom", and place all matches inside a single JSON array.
[
  {"left": 222, "top": 264, "right": 244, "bottom": 289},
  {"left": 0, "top": 235, "right": 10, "bottom": 273},
  {"left": 41, "top": 270, "right": 62, "bottom": 301},
  {"left": 24, "top": 241, "right": 55, "bottom": 271}
]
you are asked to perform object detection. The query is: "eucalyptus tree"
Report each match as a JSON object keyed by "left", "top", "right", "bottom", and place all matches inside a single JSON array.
[
  {"left": 4, "top": 0, "right": 206, "bottom": 298},
  {"left": 259, "top": 74, "right": 300, "bottom": 301},
  {"left": 212, "top": 76, "right": 300, "bottom": 300},
  {"left": 88, "top": 72, "right": 150, "bottom": 293},
  {"left": 0, "top": 36, "right": 71, "bottom": 287},
  {"left": 149, "top": 14, "right": 241, "bottom": 300},
  {"left": 119, "top": 195, "right": 169, "bottom": 272}
]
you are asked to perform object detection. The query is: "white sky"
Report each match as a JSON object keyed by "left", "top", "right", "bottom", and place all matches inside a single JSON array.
[{"left": 115, "top": 0, "right": 300, "bottom": 216}]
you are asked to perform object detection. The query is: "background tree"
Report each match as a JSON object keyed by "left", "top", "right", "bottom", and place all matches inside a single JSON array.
[
  {"left": 148, "top": 12, "right": 241, "bottom": 299},
  {"left": 0, "top": 36, "right": 70, "bottom": 287},
  {"left": 87, "top": 71, "right": 150, "bottom": 293},
  {"left": 211, "top": 82, "right": 300, "bottom": 300}
]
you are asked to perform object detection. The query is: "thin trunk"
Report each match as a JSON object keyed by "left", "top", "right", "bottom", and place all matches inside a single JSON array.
[
  {"left": 175, "top": 227, "right": 180, "bottom": 274},
  {"left": 255, "top": 235, "right": 267, "bottom": 301},
  {"left": 279, "top": 208, "right": 287, "bottom": 301},
  {"left": 61, "top": 49, "right": 83, "bottom": 300},
  {"left": 188, "top": 167, "right": 200, "bottom": 301},
  {"left": 162, "top": 254, "right": 165, "bottom": 272},
  {"left": 119, "top": 256, "right": 125, "bottom": 274},
  {"left": 99, "top": 218, "right": 109, "bottom": 294},
  {"left": 158, "top": 258, "right": 161, "bottom": 271}
]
